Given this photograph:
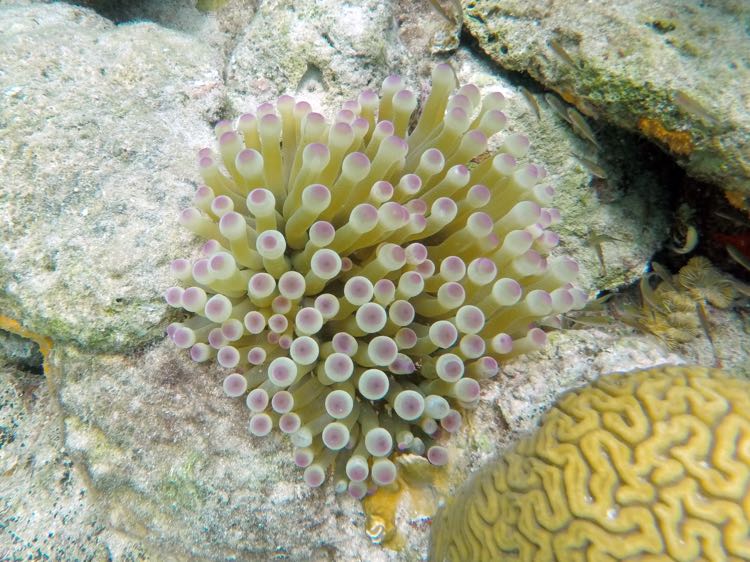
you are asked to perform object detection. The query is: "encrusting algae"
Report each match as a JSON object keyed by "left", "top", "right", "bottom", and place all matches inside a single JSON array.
[
  {"left": 637, "top": 116, "right": 693, "bottom": 156},
  {"left": 165, "top": 64, "right": 587, "bottom": 498},
  {"left": 430, "top": 364, "right": 750, "bottom": 562}
]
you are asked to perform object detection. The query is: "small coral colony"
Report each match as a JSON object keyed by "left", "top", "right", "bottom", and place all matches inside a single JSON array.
[{"left": 165, "top": 64, "right": 584, "bottom": 497}]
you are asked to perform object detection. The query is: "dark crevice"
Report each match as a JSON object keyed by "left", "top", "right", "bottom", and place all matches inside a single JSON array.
[
  {"left": 66, "top": 0, "right": 204, "bottom": 30},
  {"left": 296, "top": 63, "right": 328, "bottom": 94},
  {"left": 0, "top": 329, "right": 45, "bottom": 375},
  {"left": 652, "top": 175, "right": 750, "bottom": 282}
]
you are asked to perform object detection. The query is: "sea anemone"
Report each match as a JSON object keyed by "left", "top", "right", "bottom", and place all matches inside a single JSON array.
[{"left": 165, "top": 64, "right": 585, "bottom": 497}]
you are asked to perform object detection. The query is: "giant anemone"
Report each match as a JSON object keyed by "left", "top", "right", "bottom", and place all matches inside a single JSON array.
[{"left": 165, "top": 63, "right": 585, "bottom": 497}]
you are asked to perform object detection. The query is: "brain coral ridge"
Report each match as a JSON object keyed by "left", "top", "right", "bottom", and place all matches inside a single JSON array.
[
  {"left": 165, "top": 63, "right": 585, "bottom": 497},
  {"left": 430, "top": 365, "right": 750, "bottom": 562}
]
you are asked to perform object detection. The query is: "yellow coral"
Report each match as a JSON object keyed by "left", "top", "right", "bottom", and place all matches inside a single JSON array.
[{"left": 430, "top": 365, "right": 750, "bottom": 562}]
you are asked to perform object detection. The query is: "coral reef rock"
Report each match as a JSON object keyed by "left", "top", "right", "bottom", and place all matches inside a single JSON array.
[{"left": 464, "top": 0, "right": 750, "bottom": 200}]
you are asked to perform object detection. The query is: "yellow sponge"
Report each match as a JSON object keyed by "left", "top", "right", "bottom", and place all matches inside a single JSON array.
[{"left": 429, "top": 365, "right": 750, "bottom": 561}]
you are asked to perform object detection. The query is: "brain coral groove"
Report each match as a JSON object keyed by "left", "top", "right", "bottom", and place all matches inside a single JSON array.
[{"left": 430, "top": 365, "right": 750, "bottom": 562}]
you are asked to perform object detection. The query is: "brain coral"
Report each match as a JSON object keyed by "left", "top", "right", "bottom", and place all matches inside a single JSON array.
[
  {"left": 165, "top": 64, "right": 585, "bottom": 497},
  {"left": 430, "top": 365, "right": 750, "bottom": 561}
]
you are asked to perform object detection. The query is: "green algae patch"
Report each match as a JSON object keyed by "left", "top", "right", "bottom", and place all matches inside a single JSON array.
[{"left": 156, "top": 453, "right": 209, "bottom": 513}]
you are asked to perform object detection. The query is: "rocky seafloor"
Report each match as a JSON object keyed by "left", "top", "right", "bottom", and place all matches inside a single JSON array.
[{"left": 1, "top": 1, "right": 748, "bottom": 561}]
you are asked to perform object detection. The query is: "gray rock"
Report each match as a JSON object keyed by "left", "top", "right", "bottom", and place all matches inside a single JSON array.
[
  {"left": 224, "top": 0, "right": 414, "bottom": 115},
  {"left": 0, "top": 365, "right": 151, "bottom": 561},
  {"left": 54, "top": 341, "right": 399, "bottom": 561},
  {"left": 464, "top": 0, "right": 750, "bottom": 198},
  {"left": 71, "top": 0, "right": 258, "bottom": 57},
  {"left": 0, "top": 3, "right": 224, "bottom": 351}
]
